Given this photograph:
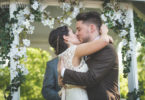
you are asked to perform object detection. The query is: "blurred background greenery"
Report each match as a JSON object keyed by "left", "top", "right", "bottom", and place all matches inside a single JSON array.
[{"left": 0, "top": 48, "right": 52, "bottom": 100}]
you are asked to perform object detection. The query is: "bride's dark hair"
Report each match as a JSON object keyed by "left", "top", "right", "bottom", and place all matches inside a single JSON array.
[{"left": 49, "top": 26, "right": 69, "bottom": 55}]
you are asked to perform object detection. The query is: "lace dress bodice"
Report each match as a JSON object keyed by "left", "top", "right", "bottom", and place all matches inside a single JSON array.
[
  {"left": 58, "top": 45, "right": 89, "bottom": 100},
  {"left": 59, "top": 45, "right": 88, "bottom": 72}
]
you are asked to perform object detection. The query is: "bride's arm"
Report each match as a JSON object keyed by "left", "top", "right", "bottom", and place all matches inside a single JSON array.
[{"left": 75, "top": 25, "right": 112, "bottom": 58}]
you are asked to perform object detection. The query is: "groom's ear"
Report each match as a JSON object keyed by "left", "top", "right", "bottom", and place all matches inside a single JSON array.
[{"left": 90, "top": 24, "right": 95, "bottom": 33}]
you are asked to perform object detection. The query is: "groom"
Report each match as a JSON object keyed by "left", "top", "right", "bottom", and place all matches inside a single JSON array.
[{"left": 58, "top": 11, "right": 120, "bottom": 100}]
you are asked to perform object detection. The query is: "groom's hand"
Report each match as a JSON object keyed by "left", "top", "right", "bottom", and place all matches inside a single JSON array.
[
  {"left": 58, "top": 75, "right": 64, "bottom": 86},
  {"left": 100, "top": 24, "right": 114, "bottom": 43}
]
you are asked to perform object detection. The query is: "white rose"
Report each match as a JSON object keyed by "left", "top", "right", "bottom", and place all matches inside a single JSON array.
[
  {"left": 63, "top": 17, "right": 72, "bottom": 26},
  {"left": 23, "top": 7, "right": 30, "bottom": 15},
  {"left": 101, "top": 14, "right": 107, "bottom": 22},
  {"left": 119, "top": 30, "right": 128, "bottom": 37},
  {"left": 31, "top": 1, "right": 39, "bottom": 10},
  {"left": 23, "top": 39, "right": 30, "bottom": 47},
  {"left": 122, "top": 39, "right": 128, "bottom": 46},
  {"left": 29, "top": 14, "right": 35, "bottom": 22}
]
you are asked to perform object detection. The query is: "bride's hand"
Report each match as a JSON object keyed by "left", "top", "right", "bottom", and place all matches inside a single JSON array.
[
  {"left": 108, "top": 35, "right": 114, "bottom": 43},
  {"left": 100, "top": 24, "right": 108, "bottom": 36},
  {"left": 100, "top": 24, "right": 113, "bottom": 43},
  {"left": 58, "top": 75, "right": 64, "bottom": 86}
]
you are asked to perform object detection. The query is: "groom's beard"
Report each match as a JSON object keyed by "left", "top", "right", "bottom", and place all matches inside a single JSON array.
[{"left": 81, "top": 37, "right": 90, "bottom": 43}]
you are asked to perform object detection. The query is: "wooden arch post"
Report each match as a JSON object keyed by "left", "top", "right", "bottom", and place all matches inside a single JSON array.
[
  {"left": 127, "top": 3, "right": 139, "bottom": 100},
  {"left": 9, "top": 0, "right": 20, "bottom": 100}
]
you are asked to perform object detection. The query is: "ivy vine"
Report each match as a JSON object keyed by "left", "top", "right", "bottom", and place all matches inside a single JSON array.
[{"left": 0, "top": 8, "right": 12, "bottom": 66}]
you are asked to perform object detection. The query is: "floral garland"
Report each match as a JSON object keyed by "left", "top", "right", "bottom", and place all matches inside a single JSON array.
[
  {"left": 101, "top": 2, "right": 145, "bottom": 99},
  {"left": 101, "top": 2, "right": 132, "bottom": 78},
  {"left": 4, "top": 0, "right": 82, "bottom": 99}
]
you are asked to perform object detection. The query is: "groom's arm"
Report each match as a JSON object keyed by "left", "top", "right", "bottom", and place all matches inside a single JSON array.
[
  {"left": 42, "top": 62, "right": 60, "bottom": 100},
  {"left": 62, "top": 45, "right": 117, "bottom": 87}
]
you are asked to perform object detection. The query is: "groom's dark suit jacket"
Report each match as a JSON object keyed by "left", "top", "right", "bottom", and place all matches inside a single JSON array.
[
  {"left": 42, "top": 58, "right": 61, "bottom": 100},
  {"left": 63, "top": 44, "right": 120, "bottom": 100}
]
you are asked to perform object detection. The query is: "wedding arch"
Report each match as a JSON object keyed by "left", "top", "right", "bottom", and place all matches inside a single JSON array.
[{"left": 0, "top": 0, "right": 143, "bottom": 100}]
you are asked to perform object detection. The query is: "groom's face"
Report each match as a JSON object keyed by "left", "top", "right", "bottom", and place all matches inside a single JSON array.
[{"left": 76, "top": 21, "right": 90, "bottom": 43}]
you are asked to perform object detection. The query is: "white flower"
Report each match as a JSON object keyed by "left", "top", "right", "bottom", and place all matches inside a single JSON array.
[
  {"left": 23, "top": 19, "right": 30, "bottom": 29},
  {"left": 129, "top": 42, "right": 134, "bottom": 49},
  {"left": 18, "top": 10, "right": 24, "bottom": 16},
  {"left": 41, "top": 18, "right": 54, "bottom": 28},
  {"left": 126, "top": 50, "right": 132, "bottom": 58},
  {"left": 124, "top": 17, "right": 131, "bottom": 28},
  {"left": 13, "top": 27, "right": 23, "bottom": 35},
  {"left": 112, "top": 21, "right": 116, "bottom": 26},
  {"left": 29, "top": 14, "right": 35, "bottom": 22},
  {"left": 18, "top": 64, "right": 29, "bottom": 75},
  {"left": 39, "top": 6, "right": 44, "bottom": 12},
  {"left": 119, "top": 30, "right": 128, "bottom": 37},
  {"left": 12, "top": 35, "right": 19, "bottom": 45},
  {"left": 16, "top": 13, "right": 25, "bottom": 23},
  {"left": 31, "top": 1, "right": 39, "bottom": 10},
  {"left": 15, "top": 71, "right": 18, "bottom": 76},
  {"left": 23, "top": 39, "right": 30, "bottom": 47},
  {"left": 27, "top": 26, "right": 35, "bottom": 34},
  {"left": 60, "top": 3, "right": 71, "bottom": 12},
  {"left": 63, "top": 17, "right": 72, "bottom": 26},
  {"left": 106, "top": 12, "right": 112, "bottom": 18},
  {"left": 71, "top": 7, "right": 80, "bottom": 18},
  {"left": 114, "top": 10, "right": 122, "bottom": 20},
  {"left": 122, "top": 39, "right": 128, "bottom": 46},
  {"left": 16, "top": 47, "right": 26, "bottom": 58},
  {"left": 23, "top": 7, "right": 30, "bottom": 15},
  {"left": 10, "top": 47, "right": 26, "bottom": 59},
  {"left": 101, "top": 14, "right": 107, "bottom": 22}
]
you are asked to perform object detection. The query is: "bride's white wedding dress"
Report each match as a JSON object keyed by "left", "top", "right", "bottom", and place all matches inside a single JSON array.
[{"left": 59, "top": 45, "right": 89, "bottom": 100}]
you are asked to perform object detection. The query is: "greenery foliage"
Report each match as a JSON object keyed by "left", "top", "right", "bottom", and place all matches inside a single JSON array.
[
  {"left": 0, "top": 8, "right": 12, "bottom": 65},
  {"left": 134, "top": 12, "right": 145, "bottom": 100},
  {"left": 119, "top": 72, "right": 128, "bottom": 98},
  {"left": 20, "top": 48, "right": 52, "bottom": 100},
  {"left": 137, "top": 47, "right": 145, "bottom": 100},
  {"left": 134, "top": 12, "right": 145, "bottom": 47},
  {"left": 0, "top": 67, "right": 10, "bottom": 100}
]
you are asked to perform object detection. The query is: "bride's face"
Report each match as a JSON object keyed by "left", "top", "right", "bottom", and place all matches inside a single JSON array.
[{"left": 64, "top": 28, "right": 81, "bottom": 45}]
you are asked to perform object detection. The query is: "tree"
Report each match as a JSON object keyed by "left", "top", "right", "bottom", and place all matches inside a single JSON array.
[{"left": 20, "top": 48, "right": 52, "bottom": 100}]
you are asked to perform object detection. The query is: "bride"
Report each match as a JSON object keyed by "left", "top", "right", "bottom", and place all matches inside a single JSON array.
[{"left": 49, "top": 24, "right": 112, "bottom": 100}]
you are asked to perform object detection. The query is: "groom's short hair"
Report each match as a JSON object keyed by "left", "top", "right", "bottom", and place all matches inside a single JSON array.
[{"left": 76, "top": 11, "right": 102, "bottom": 30}]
